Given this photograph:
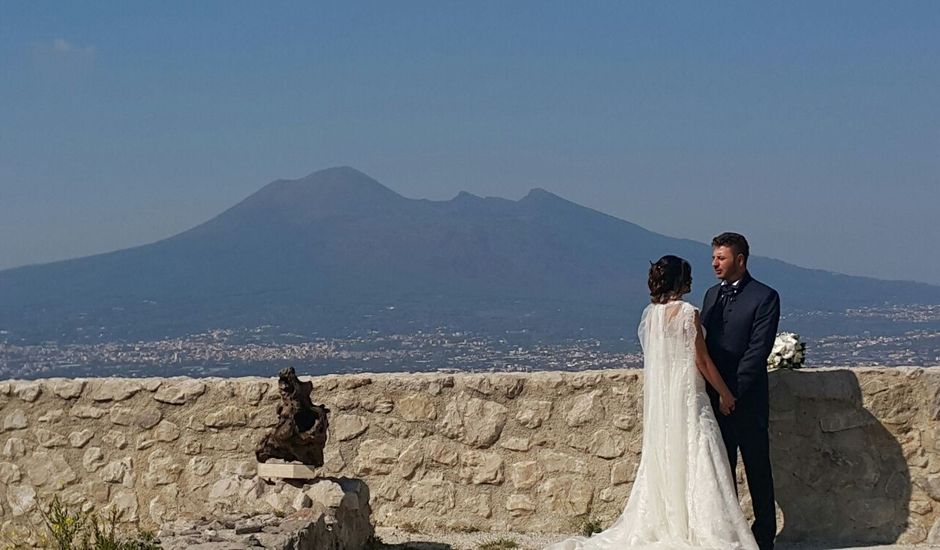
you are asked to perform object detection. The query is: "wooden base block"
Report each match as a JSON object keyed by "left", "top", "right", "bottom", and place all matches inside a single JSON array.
[{"left": 256, "top": 462, "right": 320, "bottom": 479}]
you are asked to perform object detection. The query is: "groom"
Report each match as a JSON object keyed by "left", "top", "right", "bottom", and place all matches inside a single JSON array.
[{"left": 702, "top": 232, "right": 780, "bottom": 550}]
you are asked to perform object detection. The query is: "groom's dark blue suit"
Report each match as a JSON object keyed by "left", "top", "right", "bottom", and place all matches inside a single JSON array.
[{"left": 702, "top": 271, "right": 779, "bottom": 550}]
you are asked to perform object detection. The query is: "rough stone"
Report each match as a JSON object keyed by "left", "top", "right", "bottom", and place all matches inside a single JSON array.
[
  {"left": 397, "top": 395, "right": 437, "bottom": 421},
  {"left": 540, "top": 477, "right": 593, "bottom": 515},
  {"left": 153, "top": 380, "right": 206, "bottom": 405},
  {"left": 143, "top": 449, "right": 182, "bottom": 488},
  {"left": 925, "top": 475, "right": 940, "bottom": 502},
  {"left": 305, "top": 480, "right": 346, "bottom": 508},
  {"left": 51, "top": 379, "right": 85, "bottom": 399},
  {"left": 331, "top": 392, "right": 359, "bottom": 411},
  {"left": 928, "top": 517, "right": 940, "bottom": 545},
  {"left": 612, "top": 414, "right": 636, "bottom": 431},
  {"left": 506, "top": 494, "right": 537, "bottom": 516},
  {"left": 510, "top": 460, "right": 543, "bottom": 490},
  {"left": 110, "top": 405, "right": 162, "bottom": 429},
  {"left": 409, "top": 475, "right": 456, "bottom": 513},
  {"left": 0, "top": 462, "right": 22, "bottom": 484},
  {"left": 205, "top": 406, "right": 248, "bottom": 429},
  {"left": 333, "top": 414, "right": 370, "bottom": 441},
  {"left": 106, "top": 489, "right": 139, "bottom": 522},
  {"left": 180, "top": 439, "right": 201, "bottom": 455},
  {"left": 71, "top": 405, "right": 107, "bottom": 419},
  {"left": 208, "top": 474, "right": 241, "bottom": 503},
  {"left": 459, "top": 451, "right": 504, "bottom": 485},
  {"left": 153, "top": 420, "right": 181, "bottom": 442},
  {"left": 926, "top": 371, "right": 940, "bottom": 421},
  {"left": 2, "top": 437, "right": 26, "bottom": 458},
  {"left": 2, "top": 409, "right": 28, "bottom": 431},
  {"left": 375, "top": 418, "right": 415, "bottom": 438},
  {"left": 566, "top": 390, "right": 605, "bottom": 427},
  {"left": 354, "top": 439, "right": 401, "bottom": 475},
  {"left": 7, "top": 485, "right": 36, "bottom": 516},
  {"left": 464, "top": 494, "right": 492, "bottom": 518},
  {"left": 439, "top": 395, "right": 508, "bottom": 448},
  {"left": 427, "top": 439, "right": 459, "bottom": 466},
  {"left": 611, "top": 457, "right": 638, "bottom": 485},
  {"left": 538, "top": 448, "right": 588, "bottom": 474},
  {"left": 516, "top": 400, "right": 552, "bottom": 429},
  {"left": 35, "top": 428, "right": 67, "bottom": 447},
  {"left": 0, "top": 369, "right": 933, "bottom": 540},
  {"left": 102, "top": 430, "right": 128, "bottom": 449},
  {"left": 83, "top": 447, "right": 107, "bottom": 472},
  {"left": 339, "top": 376, "right": 372, "bottom": 390},
  {"left": 26, "top": 450, "right": 77, "bottom": 489},
  {"left": 100, "top": 457, "right": 133, "bottom": 485},
  {"left": 500, "top": 436, "right": 532, "bottom": 452},
  {"left": 819, "top": 410, "right": 877, "bottom": 433},
  {"left": 13, "top": 382, "right": 42, "bottom": 402},
  {"left": 148, "top": 486, "right": 180, "bottom": 524},
  {"left": 37, "top": 409, "right": 65, "bottom": 423},
  {"left": 239, "top": 380, "right": 269, "bottom": 405},
  {"left": 187, "top": 456, "right": 214, "bottom": 477},
  {"left": 89, "top": 380, "right": 141, "bottom": 402},
  {"left": 362, "top": 396, "right": 394, "bottom": 414},
  {"left": 394, "top": 440, "right": 424, "bottom": 479},
  {"left": 141, "top": 379, "right": 163, "bottom": 392},
  {"left": 590, "top": 429, "right": 626, "bottom": 459}
]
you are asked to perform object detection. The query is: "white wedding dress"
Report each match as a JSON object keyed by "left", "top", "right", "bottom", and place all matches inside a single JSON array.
[{"left": 545, "top": 301, "right": 758, "bottom": 550}]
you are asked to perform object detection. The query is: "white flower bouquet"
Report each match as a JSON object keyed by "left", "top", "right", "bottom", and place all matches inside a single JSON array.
[{"left": 768, "top": 332, "right": 806, "bottom": 369}]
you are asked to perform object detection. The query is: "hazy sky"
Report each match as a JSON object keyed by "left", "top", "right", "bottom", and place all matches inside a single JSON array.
[{"left": 2, "top": 2, "right": 939, "bottom": 284}]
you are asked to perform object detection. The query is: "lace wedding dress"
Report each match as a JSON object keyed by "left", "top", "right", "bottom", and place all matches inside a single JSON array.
[{"left": 545, "top": 301, "right": 758, "bottom": 550}]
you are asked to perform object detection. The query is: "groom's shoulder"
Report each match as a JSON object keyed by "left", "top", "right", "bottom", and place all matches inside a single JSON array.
[{"left": 747, "top": 276, "right": 779, "bottom": 299}]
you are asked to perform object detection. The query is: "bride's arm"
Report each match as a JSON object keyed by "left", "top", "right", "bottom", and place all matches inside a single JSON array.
[{"left": 692, "top": 309, "right": 736, "bottom": 414}]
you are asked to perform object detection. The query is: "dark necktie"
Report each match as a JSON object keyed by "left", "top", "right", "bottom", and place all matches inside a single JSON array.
[
  {"left": 712, "top": 284, "right": 737, "bottom": 333},
  {"left": 719, "top": 283, "right": 737, "bottom": 307}
]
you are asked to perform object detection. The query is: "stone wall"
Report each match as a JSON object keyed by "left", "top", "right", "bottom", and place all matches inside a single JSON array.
[{"left": 0, "top": 367, "right": 936, "bottom": 545}]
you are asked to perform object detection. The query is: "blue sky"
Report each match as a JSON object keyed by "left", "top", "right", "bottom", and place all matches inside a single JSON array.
[{"left": 2, "top": 2, "right": 939, "bottom": 284}]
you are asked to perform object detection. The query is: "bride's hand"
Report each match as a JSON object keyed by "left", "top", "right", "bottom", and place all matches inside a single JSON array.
[{"left": 719, "top": 393, "right": 736, "bottom": 415}]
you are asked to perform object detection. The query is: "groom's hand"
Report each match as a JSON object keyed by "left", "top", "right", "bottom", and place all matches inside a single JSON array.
[{"left": 719, "top": 393, "right": 736, "bottom": 415}]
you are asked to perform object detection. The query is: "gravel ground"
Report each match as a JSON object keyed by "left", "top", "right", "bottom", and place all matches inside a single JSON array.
[{"left": 373, "top": 528, "right": 931, "bottom": 550}]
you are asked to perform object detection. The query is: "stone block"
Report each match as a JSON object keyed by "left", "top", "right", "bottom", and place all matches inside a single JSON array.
[
  {"left": 257, "top": 462, "right": 318, "bottom": 479},
  {"left": 438, "top": 395, "right": 508, "bottom": 448}
]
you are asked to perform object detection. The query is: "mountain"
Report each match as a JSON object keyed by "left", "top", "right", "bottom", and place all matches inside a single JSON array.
[{"left": 2, "top": 166, "right": 938, "bottom": 345}]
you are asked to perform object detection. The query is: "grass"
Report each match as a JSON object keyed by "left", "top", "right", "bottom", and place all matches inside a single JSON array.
[
  {"left": 477, "top": 538, "right": 519, "bottom": 550},
  {"left": 0, "top": 495, "right": 159, "bottom": 550}
]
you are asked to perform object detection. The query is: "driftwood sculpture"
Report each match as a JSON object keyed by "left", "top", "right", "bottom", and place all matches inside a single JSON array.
[{"left": 255, "top": 367, "right": 330, "bottom": 467}]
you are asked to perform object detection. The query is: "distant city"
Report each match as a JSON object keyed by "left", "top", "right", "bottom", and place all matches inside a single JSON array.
[{"left": 2, "top": 304, "right": 938, "bottom": 380}]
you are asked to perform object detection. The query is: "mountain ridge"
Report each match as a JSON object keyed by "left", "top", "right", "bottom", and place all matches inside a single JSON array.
[{"left": 1, "top": 166, "right": 938, "bottom": 345}]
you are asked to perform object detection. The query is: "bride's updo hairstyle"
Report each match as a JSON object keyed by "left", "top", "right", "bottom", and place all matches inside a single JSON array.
[{"left": 648, "top": 255, "right": 692, "bottom": 304}]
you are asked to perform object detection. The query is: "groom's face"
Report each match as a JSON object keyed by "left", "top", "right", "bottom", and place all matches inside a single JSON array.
[{"left": 712, "top": 246, "right": 745, "bottom": 282}]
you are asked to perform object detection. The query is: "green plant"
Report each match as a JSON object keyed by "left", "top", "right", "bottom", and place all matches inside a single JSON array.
[
  {"left": 32, "top": 495, "right": 161, "bottom": 550},
  {"left": 579, "top": 517, "right": 603, "bottom": 537},
  {"left": 477, "top": 538, "right": 518, "bottom": 550}
]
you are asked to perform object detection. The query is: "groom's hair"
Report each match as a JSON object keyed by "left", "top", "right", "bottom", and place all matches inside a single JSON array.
[{"left": 711, "top": 232, "right": 750, "bottom": 261}]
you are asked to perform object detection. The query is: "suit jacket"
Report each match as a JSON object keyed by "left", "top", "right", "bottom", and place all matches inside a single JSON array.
[{"left": 702, "top": 272, "right": 780, "bottom": 426}]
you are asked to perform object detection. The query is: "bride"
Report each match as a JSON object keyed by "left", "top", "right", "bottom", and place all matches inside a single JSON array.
[{"left": 546, "top": 255, "right": 758, "bottom": 550}]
